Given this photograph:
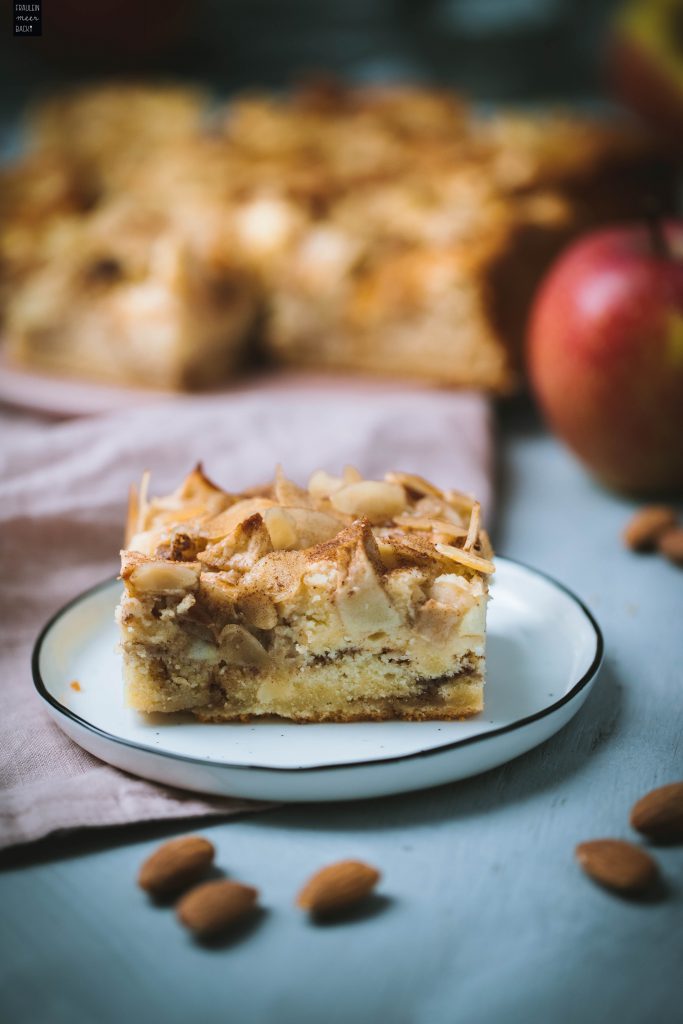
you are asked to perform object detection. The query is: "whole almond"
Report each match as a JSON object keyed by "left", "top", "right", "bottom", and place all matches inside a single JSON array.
[
  {"left": 177, "top": 880, "right": 258, "bottom": 938},
  {"left": 575, "top": 839, "right": 658, "bottom": 893},
  {"left": 138, "top": 836, "right": 215, "bottom": 896},
  {"left": 630, "top": 782, "right": 683, "bottom": 842},
  {"left": 297, "top": 859, "right": 380, "bottom": 916},
  {"left": 658, "top": 527, "right": 683, "bottom": 566},
  {"left": 622, "top": 506, "right": 676, "bottom": 551}
]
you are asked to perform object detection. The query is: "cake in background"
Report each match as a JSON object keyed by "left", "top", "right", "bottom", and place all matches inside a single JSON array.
[{"left": 0, "top": 79, "right": 675, "bottom": 393}]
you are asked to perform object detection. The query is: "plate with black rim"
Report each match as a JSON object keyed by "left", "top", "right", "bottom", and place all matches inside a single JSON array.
[{"left": 33, "top": 556, "right": 603, "bottom": 802}]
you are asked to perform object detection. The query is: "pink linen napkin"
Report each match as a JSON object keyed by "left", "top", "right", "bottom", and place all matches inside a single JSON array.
[{"left": 0, "top": 383, "right": 492, "bottom": 849}]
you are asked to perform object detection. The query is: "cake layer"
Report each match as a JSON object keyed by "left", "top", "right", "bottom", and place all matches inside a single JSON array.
[{"left": 123, "top": 652, "right": 484, "bottom": 723}]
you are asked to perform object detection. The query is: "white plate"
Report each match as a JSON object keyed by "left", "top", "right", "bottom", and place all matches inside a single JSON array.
[{"left": 33, "top": 558, "right": 603, "bottom": 802}]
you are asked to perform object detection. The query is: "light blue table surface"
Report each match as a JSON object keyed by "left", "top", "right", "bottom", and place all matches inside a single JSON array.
[{"left": 1, "top": 405, "right": 681, "bottom": 1024}]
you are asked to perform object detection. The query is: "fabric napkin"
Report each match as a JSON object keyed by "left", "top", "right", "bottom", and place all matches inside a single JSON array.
[{"left": 0, "top": 382, "right": 492, "bottom": 849}]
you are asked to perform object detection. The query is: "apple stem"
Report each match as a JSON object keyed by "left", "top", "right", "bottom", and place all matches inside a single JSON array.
[{"left": 645, "top": 206, "right": 670, "bottom": 259}]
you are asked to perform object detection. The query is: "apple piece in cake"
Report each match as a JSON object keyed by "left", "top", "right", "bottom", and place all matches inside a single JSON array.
[{"left": 117, "top": 466, "right": 494, "bottom": 722}]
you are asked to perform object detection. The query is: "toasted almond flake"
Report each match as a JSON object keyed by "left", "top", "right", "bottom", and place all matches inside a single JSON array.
[
  {"left": 343, "top": 465, "right": 363, "bottom": 483},
  {"left": 464, "top": 501, "right": 480, "bottom": 551},
  {"left": 478, "top": 528, "right": 494, "bottom": 559},
  {"left": 385, "top": 471, "right": 443, "bottom": 498},
  {"left": 443, "top": 488, "right": 476, "bottom": 513},
  {"left": 264, "top": 506, "right": 298, "bottom": 549},
  {"left": 204, "top": 498, "right": 276, "bottom": 540},
  {"left": 435, "top": 542, "right": 495, "bottom": 574},
  {"left": 308, "top": 469, "right": 344, "bottom": 500},
  {"left": 125, "top": 484, "right": 139, "bottom": 548},
  {"left": 130, "top": 559, "right": 200, "bottom": 592},
  {"left": 331, "top": 480, "right": 407, "bottom": 523},
  {"left": 274, "top": 465, "right": 312, "bottom": 507},
  {"left": 138, "top": 470, "right": 151, "bottom": 531},
  {"left": 393, "top": 515, "right": 468, "bottom": 539},
  {"left": 155, "top": 505, "right": 207, "bottom": 526}
]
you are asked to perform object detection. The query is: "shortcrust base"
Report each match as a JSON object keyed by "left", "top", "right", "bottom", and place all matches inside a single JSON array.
[{"left": 123, "top": 654, "right": 484, "bottom": 723}]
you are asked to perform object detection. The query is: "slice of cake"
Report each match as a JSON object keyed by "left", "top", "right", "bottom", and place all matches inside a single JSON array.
[
  {"left": 117, "top": 466, "right": 494, "bottom": 722},
  {"left": 4, "top": 200, "right": 257, "bottom": 390}
]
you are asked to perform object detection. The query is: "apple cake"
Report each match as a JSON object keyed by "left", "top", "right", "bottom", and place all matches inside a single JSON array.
[
  {"left": 4, "top": 200, "right": 257, "bottom": 389},
  {"left": 117, "top": 466, "right": 494, "bottom": 722},
  {"left": 1, "top": 79, "right": 674, "bottom": 392}
]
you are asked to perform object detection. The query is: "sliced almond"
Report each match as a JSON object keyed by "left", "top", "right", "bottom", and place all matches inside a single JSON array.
[
  {"left": 385, "top": 471, "right": 442, "bottom": 498},
  {"left": 575, "top": 839, "right": 658, "bottom": 893},
  {"left": 442, "top": 488, "right": 476, "bottom": 513},
  {"left": 129, "top": 559, "right": 200, "bottom": 593},
  {"left": 393, "top": 515, "right": 468, "bottom": 539},
  {"left": 137, "top": 469, "right": 151, "bottom": 531},
  {"left": 478, "top": 528, "right": 494, "bottom": 559},
  {"left": 623, "top": 506, "right": 676, "bottom": 551},
  {"left": 342, "top": 464, "right": 363, "bottom": 483},
  {"left": 176, "top": 463, "right": 225, "bottom": 502},
  {"left": 308, "top": 469, "right": 345, "bottom": 500},
  {"left": 138, "top": 836, "right": 215, "bottom": 896},
  {"left": 412, "top": 495, "right": 462, "bottom": 524},
  {"left": 274, "top": 465, "right": 312, "bottom": 507},
  {"left": 177, "top": 880, "right": 259, "bottom": 938},
  {"left": 331, "top": 480, "right": 406, "bottom": 524},
  {"left": 463, "top": 501, "right": 480, "bottom": 551},
  {"left": 297, "top": 860, "right": 380, "bottom": 916},
  {"left": 435, "top": 542, "right": 495, "bottom": 574},
  {"left": 204, "top": 498, "right": 277, "bottom": 540},
  {"left": 264, "top": 506, "right": 344, "bottom": 550},
  {"left": 263, "top": 506, "right": 299, "bottom": 550},
  {"left": 125, "top": 483, "right": 139, "bottom": 548},
  {"left": 630, "top": 782, "right": 683, "bottom": 842}
]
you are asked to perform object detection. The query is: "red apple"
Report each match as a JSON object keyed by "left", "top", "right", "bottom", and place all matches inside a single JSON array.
[{"left": 528, "top": 221, "right": 683, "bottom": 495}]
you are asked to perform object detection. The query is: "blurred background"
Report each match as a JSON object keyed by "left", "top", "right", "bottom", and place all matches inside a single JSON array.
[
  {"left": 1, "top": 0, "right": 681, "bottom": 495},
  {"left": 0, "top": 0, "right": 674, "bottom": 142}
]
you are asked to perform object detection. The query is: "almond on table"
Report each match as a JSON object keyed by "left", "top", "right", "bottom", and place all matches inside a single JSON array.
[
  {"left": 296, "top": 860, "right": 381, "bottom": 917},
  {"left": 177, "top": 880, "right": 259, "bottom": 938},
  {"left": 138, "top": 836, "right": 215, "bottom": 896},
  {"left": 622, "top": 506, "right": 676, "bottom": 551},
  {"left": 575, "top": 839, "right": 658, "bottom": 893},
  {"left": 658, "top": 527, "right": 683, "bottom": 566},
  {"left": 630, "top": 782, "right": 683, "bottom": 842}
]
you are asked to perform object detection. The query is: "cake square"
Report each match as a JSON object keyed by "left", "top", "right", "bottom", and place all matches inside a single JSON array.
[
  {"left": 4, "top": 201, "right": 257, "bottom": 390},
  {"left": 117, "top": 466, "right": 494, "bottom": 722}
]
